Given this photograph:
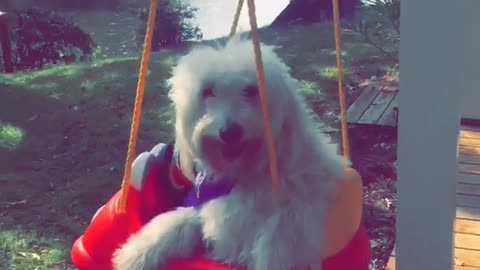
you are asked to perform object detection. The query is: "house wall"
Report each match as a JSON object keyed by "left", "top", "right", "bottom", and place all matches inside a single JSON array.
[{"left": 397, "top": 0, "right": 465, "bottom": 269}]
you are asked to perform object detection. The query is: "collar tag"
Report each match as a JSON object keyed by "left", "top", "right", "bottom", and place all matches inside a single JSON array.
[{"left": 195, "top": 171, "right": 207, "bottom": 198}]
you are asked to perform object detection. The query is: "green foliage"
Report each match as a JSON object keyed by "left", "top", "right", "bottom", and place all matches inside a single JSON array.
[
  {"left": 91, "top": 46, "right": 104, "bottom": 61},
  {"left": 7, "top": 8, "right": 95, "bottom": 72},
  {"left": 363, "top": 0, "right": 400, "bottom": 32},
  {"left": 133, "top": 0, "right": 202, "bottom": 50},
  {"left": 0, "top": 230, "right": 71, "bottom": 269},
  {"left": 355, "top": 0, "right": 400, "bottom": 63},
  {"left": 0, "top": 122, "right": 24, "bottom": 150}
]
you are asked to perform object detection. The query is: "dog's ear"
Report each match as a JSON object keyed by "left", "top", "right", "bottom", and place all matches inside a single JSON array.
[
  {"left": 174, "top": 140, "right": 197, "bottom": 182},
  {"left": 166, "top": 45, "right": 218, "bottom": 103},
  {"left": 273, "top": 86, "right": 309, "bottom": 167}
]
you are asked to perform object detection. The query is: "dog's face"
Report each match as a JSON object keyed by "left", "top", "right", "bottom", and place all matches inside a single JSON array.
[{"left": 169, "top": 39, "right": 296, "bottom": 177}]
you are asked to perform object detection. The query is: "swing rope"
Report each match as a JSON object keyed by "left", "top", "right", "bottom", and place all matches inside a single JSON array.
[
  {"left": 230, "top": 0, "right": 245, "bottom": 37},
  {"left": 229, "top": 0, "right": 281, "bottom": 192},
  {"left": 246, "top": 0, "right": 281, "bottom": 192},
  {"left": 118, "top": 0, "right": 158, "bottom": 213},
  {"left": 119, "top": 0, "right": 349, "bottom": 211},
  {"left": 332, "top": 0, "right": 350, "bottom": 161}
]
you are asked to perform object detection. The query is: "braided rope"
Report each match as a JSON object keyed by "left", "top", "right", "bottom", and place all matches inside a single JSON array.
[
  {"left": 332, "top": 0, "right": 350, "bottom": 161},
  {"left": 246, "top": 0, "right": 281, "bottom": 192},
  {"left": 230, "top": 0, "right": 245, "bottom": 37},
  {"left": 118, "top": 0, "right": 158, "bottom": 213}
]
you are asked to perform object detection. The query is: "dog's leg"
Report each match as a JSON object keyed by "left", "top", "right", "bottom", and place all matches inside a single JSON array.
[
  {"left": 251, "top": 206, "right": 324, "bottom": 270},
  {"left": 113, "top": 207, "right": 202, "bottom": 270}
]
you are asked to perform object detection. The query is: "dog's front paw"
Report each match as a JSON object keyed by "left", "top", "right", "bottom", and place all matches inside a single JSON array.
[
  {"left": 112, "top": 207, "right": 202, "bottom": 270},
  {"left": 113, "top": 238, "right": 153, "bottom": 270}
]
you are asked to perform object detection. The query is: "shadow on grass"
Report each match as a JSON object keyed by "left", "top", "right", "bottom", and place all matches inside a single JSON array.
[{"left": 0, "top": 49, "right": 185, "bottom": 269}]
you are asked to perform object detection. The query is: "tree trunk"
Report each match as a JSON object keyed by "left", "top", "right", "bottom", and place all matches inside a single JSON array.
[{"left": 0, "top": 12, "right": 14, "bottom": 73}]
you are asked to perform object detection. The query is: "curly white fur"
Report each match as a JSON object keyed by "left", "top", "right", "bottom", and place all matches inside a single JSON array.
[{"left": 113, "top": 37, "right": 346, "bottom": 270}]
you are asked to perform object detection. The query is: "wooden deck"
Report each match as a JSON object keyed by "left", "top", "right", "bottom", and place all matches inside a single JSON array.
[
  {"left": 387, "top": 125, "right": 480, "bottom": 270},
  {"left": 347, "top": 85, "right": 399, "bottom": 127}
]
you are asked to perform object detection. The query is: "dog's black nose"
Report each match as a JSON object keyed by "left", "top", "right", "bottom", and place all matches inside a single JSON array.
[{"left": 219, "top": 123, "right": 244, "bottom": 144}]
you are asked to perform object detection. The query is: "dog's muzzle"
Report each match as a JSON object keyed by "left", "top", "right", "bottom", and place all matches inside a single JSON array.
[
  {"left": 219, "top": 122, "right": 244, "bottom": 144},
  {"left": 203, "top": 136, "right": 262, "bottom": 162},
  {"left": 218, "top": 122, "right": 245, "bottom": 159}
]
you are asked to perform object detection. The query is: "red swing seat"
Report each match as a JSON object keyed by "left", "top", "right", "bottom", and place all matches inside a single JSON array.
[{"left": 70, "top": 143, "right": 370, "bottom": 270}]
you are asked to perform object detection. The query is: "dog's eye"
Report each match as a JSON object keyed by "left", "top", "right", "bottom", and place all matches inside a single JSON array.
[
  {"left": 202, "top": 87, "right": 215, "bottom": 98},
  {"left": 243, "top": 85, "right": 258, "bottom": 98}
]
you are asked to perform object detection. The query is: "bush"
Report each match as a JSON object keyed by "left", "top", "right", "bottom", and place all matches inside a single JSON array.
[
  {"left": 3, "top": 8, "right": 95, "bottom": 72},
  {"left": 132, "top": 0, "right": 202, "bottom": 51},
  {"left": 1, "top": 0, "right": 121, "bottom": 10}
]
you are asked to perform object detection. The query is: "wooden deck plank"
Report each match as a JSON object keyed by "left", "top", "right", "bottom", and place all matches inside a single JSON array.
[
  {"left": 459, "top": 146, "right": 480, "bottom": 157},
  {"left": 460, "top": 130, "right": 480, "bottom": 139},
  {"left": 459, "top": 163, "right": 480, "bottom": 175},
  {"left": 455, "top": 219, "right": 480, "bottom": 235},
  {"left": 357, "top": 90, "right": 396, "bottom": 124},
  {"left": 457, "top": 206, "right": 480, "bottom": 221},
  {"left": 386, "top": 256, "right": 395, "bottom": 270},
  {"left": 458, "top": 173, "right": 480, "bottom": 185},
  {"left": 386, "top": 246, "right": 395, "bottom": 270},
  {"left": 456, "top": 248, "right": 480, "bottom": 267},
  {"left": 458, "top": 153, "right": 480, "bottom": 165},
  {"left": 346, "top": 86, "right": 380, "bottom": 123},
  {"left": 455, "top": 266, "right": 480, "bottom": 270},
  {"left": 457, "top": 183, "right": 480, "bottom": 196},
  {"left": 459, "top": 138, "right": 480, "bottom": 147},
  {"left": 456, "top": 125, "right": 480, "bottom": 269},
  {"left": 455, "top": 233, "right": 480, "bottom": 250},
  {"left": 462, "top": 126, "right": 480, "bottom": 132},
  {"left": 377, "top": 93, "right": 399, "bottom": 126},
  {"left": 387, "top": 125, "right": 480, "bottom": 270},
  {"left": 457, "top": 194, "right": 480, "bottom": 209},
  {"left": 386, "top": 254, "right": 480, "bottom": 270}
]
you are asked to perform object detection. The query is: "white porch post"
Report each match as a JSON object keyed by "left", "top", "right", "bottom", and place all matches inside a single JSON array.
[
  {"left": 459, "top": 1, "right": 480, "bottom": 121},
  {"left": 397, "top": 0, "right": 465, "bottom": 269}
]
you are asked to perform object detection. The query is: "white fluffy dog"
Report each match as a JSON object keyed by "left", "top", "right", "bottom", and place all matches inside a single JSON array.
[{"left": 113, "top": 37, "right": 346, "bottom": 270}]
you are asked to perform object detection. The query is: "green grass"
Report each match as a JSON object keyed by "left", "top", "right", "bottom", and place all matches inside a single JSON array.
[
  {"left": 0, "top": 123, "right": 25, "bottom": 150},
  {"left": 0, "top": 21, "right": 397, "bottom": 269},
  {"left": 0, "top": 230, "right": 69, "bottom": 270}
]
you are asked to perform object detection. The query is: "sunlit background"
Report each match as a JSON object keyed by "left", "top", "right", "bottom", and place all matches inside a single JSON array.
[{"left": 189, "top": 0, "right": 290, "bottom": 40}]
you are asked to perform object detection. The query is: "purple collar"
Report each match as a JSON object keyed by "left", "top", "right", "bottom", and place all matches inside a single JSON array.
[
  {"left": 181, "top": 172, "right": 235, "bottom": 208},
  {"left": 172, "top": 150, "right": 235, "bottom": 208}
]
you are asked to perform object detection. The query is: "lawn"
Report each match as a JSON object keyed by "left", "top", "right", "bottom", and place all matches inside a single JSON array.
[{"left": 0, "top": 19, "right": 398, "bottom": 270}]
